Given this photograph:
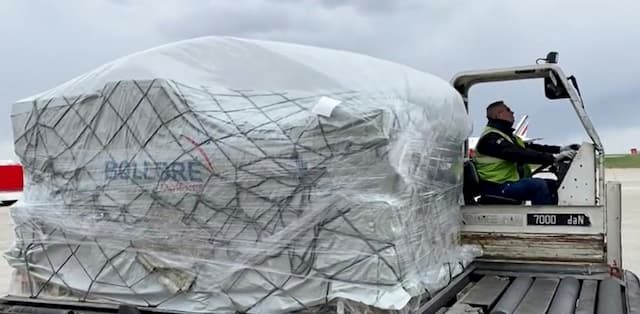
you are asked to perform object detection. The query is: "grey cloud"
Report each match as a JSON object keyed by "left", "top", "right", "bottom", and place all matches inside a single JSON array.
[
  {"left": 270, "top": 0, "right": 423, "bottom": 14},
  {"left": 316, "top": 0, "right": 420, "bottom": 14},
  {"left": 154, "top": 1, "right": 459, "bottom": 70},
  {"left": 157, "top": 2, "right": 299, "bottom": 39},
  {"left": 107, "top": 0, "right": 134, "bottom": 6}
]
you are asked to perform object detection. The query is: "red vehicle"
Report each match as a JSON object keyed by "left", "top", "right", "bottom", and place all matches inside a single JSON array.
[{"left": 0, "top": 161, "right": 23, "bottom": 206}]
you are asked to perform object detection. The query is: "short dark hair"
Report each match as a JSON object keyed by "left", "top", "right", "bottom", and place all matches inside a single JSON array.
[{"left": 486, "top": 100, "right": 506, "bottom": 118}]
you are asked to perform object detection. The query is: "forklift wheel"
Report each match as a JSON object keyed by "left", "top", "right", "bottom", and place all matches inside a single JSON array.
[{"left": 0, "top": 200, "right": 17, "bottom": 207}]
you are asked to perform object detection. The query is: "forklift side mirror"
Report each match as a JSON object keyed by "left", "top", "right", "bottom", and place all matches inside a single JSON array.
[{"left": 544, "top": 72, "right": 570, "bottom": 99}]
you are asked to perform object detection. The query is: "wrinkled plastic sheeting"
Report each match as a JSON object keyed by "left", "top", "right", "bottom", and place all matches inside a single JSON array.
[{"left": 6, "top": 37, "right": 474, "bottom": 313}]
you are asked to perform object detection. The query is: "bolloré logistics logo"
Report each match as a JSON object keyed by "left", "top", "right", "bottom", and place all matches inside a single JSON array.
[{"left": 103, "top": 135, "right": 215, "bottom": 193}]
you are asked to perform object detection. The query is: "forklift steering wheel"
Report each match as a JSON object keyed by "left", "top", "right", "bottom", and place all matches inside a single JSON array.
[
  {"left": 530, "top": 161, "right": 556, "bottom": 177},
  {"left": 530, "top": 155, "right": 575, "bottom": 182}
]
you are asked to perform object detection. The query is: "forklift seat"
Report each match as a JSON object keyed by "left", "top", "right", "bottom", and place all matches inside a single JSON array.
[{"left": 463, "top": 160, "right": 522, "bottom": 205}]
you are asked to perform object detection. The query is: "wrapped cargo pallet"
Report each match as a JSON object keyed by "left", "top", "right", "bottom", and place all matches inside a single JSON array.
[{"left": 6, "top": 37, "right": 475, "bottom": 313}]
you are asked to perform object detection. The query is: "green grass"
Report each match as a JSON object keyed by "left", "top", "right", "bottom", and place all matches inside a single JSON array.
[{"left": 605, "top": 154, "right": 640, "bottom": 168}]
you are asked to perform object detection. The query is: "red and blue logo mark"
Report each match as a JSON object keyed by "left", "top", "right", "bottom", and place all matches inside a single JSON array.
[{"left": 180, "top": 135, "right": 215, "bottom": 173}]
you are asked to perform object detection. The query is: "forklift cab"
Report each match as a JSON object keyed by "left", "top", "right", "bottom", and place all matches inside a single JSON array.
[
  {"left": 455, "top": 53, "right": 601, "bottom": 208},
  {"left": 453, "top": 53, "right": 622, "bottom": 268}
]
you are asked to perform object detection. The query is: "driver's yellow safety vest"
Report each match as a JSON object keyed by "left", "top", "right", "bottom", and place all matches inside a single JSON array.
[{"left": 473, "top": 126, "right": 531, "bottom": 184}]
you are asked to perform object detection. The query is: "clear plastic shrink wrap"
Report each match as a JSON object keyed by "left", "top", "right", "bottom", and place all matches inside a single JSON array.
[{"left": 6, "top": 37, "right": 475, "bottom": 313}]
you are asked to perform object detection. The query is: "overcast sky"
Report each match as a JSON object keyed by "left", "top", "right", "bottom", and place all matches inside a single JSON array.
[{"left": 1, "top": 0, "right": 638, "bottom": 161}]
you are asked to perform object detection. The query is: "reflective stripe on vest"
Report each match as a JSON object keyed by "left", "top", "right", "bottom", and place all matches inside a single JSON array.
[{"left": 473, "top": 126, "right": 527, "bottom": 184}]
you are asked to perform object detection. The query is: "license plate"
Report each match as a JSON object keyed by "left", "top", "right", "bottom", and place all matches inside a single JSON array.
[{"left": 526, "top": 213, "right": 591, "bottom": 226}]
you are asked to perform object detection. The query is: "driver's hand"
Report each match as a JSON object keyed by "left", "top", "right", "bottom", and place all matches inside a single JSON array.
[
  {"left": 553, "top": 150, "right": 577, "bottom": 161},
  {"left": 561, "top": 143, "right": 581, "bottom": 151}
]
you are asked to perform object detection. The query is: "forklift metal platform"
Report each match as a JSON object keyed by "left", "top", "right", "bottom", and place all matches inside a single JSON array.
[{"left": 420, "top": 261, "right": 640, "bottom": 314}]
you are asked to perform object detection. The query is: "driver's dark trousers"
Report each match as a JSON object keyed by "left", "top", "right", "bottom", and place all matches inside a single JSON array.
[{"left": 480, "top": 178, "right": 558, "bottom": 205}]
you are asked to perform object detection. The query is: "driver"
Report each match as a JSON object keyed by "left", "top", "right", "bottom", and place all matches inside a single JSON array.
[{"left": 473, "top": 100, "right": 580, "bottom": 205}]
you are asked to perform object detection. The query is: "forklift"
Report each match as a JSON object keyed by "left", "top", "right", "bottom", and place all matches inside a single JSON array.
[{"left": 418, "top": 52, "right": 637, "bottom": 313}]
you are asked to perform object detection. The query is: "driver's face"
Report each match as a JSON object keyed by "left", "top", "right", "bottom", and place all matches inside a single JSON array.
[{"left": 498, "top": 105, "right": 515, "bottom": 124}]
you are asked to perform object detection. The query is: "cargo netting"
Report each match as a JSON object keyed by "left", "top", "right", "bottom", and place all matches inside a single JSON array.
[{"left": 6, "top": 37, "right": 475, "bottom": 313}]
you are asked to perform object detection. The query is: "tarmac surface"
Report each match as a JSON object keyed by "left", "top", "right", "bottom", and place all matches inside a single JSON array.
[
  {"left": 609, "top": 168, "right": 640, "bottom": 275},
  {"left": 0, "top": 169, "right": 638, "bottom": 296},
  {"left": 0, "top": 206, "right": 12, "bottom": 295}
]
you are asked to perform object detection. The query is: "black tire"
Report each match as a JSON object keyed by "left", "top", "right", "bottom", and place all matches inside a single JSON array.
[{"left": 0, "top": 200, "right": 17, "bottom": 207}]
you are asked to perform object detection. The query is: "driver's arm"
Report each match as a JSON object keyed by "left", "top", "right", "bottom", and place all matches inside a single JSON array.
[
  {"left": 526, "top": 142, "right": 561, "bottom": 154},
  {"left": 476, "top": 133, "right": 556, "bottom": 165}
]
